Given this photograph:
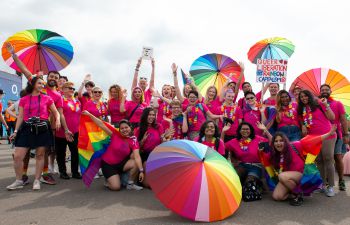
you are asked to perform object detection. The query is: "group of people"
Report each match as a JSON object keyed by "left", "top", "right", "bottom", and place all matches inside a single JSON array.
[{"left": 2, "top": 42, "right": 350, "bottom": 206}]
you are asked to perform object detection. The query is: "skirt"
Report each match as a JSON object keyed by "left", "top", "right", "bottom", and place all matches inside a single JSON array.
[{"left": 15, "top": 121, "right": 54, "bottom": 149}]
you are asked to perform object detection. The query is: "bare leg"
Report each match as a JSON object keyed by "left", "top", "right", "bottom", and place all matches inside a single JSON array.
[
  {"left": 272, "top": 171, "right": 302, "bottom": 201},
  {"left": 35, "top": 147, "right": 46, "bottom": 180},
  {"left": 107, "top": 174, "right": 121, "bottom": 191},
  {"left": 123, "top": 159, "right": 138, "bottom": 182},
  {"left": 13, "top": 147, "right": 30, "bottom": 180}
]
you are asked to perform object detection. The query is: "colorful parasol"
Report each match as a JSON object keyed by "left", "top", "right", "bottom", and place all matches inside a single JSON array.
[
  {"left": 290, "top": 68, "right": 350, "bottom": 114},
  {"left": 146, "top": 140, "right": 242, "bottom": 222},
  {"left": 189, "top": 53, "right": 243, "bottom": 97},
  {"left": 247, "top": 37, "right": 295, "bottom": 64},
  {"left": 2, "top": 29, "right": 74, "bottom": 75}
]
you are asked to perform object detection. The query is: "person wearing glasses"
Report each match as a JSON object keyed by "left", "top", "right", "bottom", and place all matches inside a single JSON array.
[
  {"left": 78, "top": 74, "right": 95, "bottom": 109},
  {"left": 55, "top": 82, "right": 82, "bottom": 180},
  {"left": 131, "top": 57, "right": 155, "bottom": 106},
  {"left": 107, "top": 84, "right": 126, "bottom": 128},
  {"left": 162, "top": 99, "right": 188, "bottom": 140},
  {"left": 242, "top": 92, "right": 267, "bottom": 136},
  {"left": 83, "top": 87, "right": 108, "bottom": 120}
]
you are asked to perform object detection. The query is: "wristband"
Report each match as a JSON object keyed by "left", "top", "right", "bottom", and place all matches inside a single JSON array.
[
  {"left": 139, "top": 168, "right": 144, "bottom": 172},
  {"left": 14, "top": 130, "right": 18, "bottom": 133}
]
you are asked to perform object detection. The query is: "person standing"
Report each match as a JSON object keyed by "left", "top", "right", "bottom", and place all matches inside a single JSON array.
[
  {"left": 5, "top": 100, "right": 16, "bottom": 144},
  {"left": 108, "top": 84, "right": 126, "bottom": 128},
  {"left": 0, "top": 89, "right": 9, "bottom": 140}
]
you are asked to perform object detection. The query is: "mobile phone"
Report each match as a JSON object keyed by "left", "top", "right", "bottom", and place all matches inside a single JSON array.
[{"left": 258, "top": 142, "right": 269, "bottom": 151}]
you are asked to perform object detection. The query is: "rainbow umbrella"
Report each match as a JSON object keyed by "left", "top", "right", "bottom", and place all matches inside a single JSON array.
[
  {"left": 290, "top": 68, "right": 350, "bottom": 114},
  {"left": 146, "top": 140, "right": 242, "bottom": 222},
  {"left": 2, "top": 29, "right": 74, "bottom": 75},
  {"left": 247, "top": 37, "right": 295, "bottom": 64},
  {"left": 189, "top": 53, "right": 243, "bottom": 97}
]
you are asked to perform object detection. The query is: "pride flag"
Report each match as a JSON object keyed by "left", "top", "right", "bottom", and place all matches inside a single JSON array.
[{"left": 78, "top": 115, "right": 113, "bottom": 187}]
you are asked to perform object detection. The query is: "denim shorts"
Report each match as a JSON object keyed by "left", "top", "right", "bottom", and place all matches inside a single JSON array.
[
  {"left": 334, "top": 139, "right": 346, "bottom": 155},
  {"left": 238, "top": 162, "right": 263, "bottom": 179},
  {"left": 277, "top": 125, "right": 301, "bottom": 142}
]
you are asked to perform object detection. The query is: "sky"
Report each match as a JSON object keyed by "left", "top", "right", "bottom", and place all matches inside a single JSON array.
[{"left": 0, "top": 0, "right": 349, "bottom": 99}]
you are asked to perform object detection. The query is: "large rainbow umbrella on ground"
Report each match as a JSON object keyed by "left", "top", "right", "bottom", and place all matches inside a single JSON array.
[
  {"left": 2, "top": 29, "right": 74, "bottom": 74},
  {"left": 146, "top": 140, "right": 242, "bottom": 222},
  {"left": 247, "top": 37, "right": 295, "bottom": 64},
  {"left": 290, "top": 68, "right": 350, "bottom": 114},
  {"left": 189, "top": 53, "right": 242, "bottom": 97}
]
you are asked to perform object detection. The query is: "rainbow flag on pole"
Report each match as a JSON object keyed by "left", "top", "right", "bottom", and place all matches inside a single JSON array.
[{"left": 78, "top": 115, "right": 113, "bottom": 187}]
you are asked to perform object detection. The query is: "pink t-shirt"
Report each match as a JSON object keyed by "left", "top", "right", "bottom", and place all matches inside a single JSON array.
[
  {"left": 102, "top": 131, "right": 139, "bottom": 165},
  {"left": 301, "top": 106, "right": 335, "bottom": 138},
  {"left": 108, "top": 99, "right": 125, "bottom": 123},
  {"left": 19, "top": 94, "right": 54, "bottom": 121},
  {"left": 187, "top": 103, "right": 209, "bottom": 132},
  {"left": 144, "top": 88, "right": 152, "bottom": 106},
  {"left": 124, "top": 101, "right": 147, "bottom": 123},
  {"left": 79, "top": 94, "right": 91, "bottom": 109},
  {"left": 194, "top": 137, "right": 225, "bottom": 156},
  {"left": 56, "top": 97, "right": 82, "bottom": 138},
  {"left": 277, "top": 102, "right": 300, "bottom": 128},
  {"left": 287, "top": 141, "right": 305, "bottom": 173},
  {"left": 135, "top": 125, "right": 163, "bottom": 152},
  {"left": 225, "top": 135, "right": 268, "bottom": 163},
  {"left": 205, "top": 98, "right": 222, "bottom": 114},
  {"left": 263, "top": 97, "right": 276, "bottom": 107},
  {"left": 46, "top": 88, "right": 63, "bottom": 109},
  {"left": 328, "top": 99, "right": 346, "bottom": 139},
  {"left": 243, "top": 108, "right": 263, "bottom": 136},
  {"left": 157, "top": 99, "right": 172, "bottom": 124},
  {"left": 83, "top": 100, "right": 108, "bottom": 118},
  {"left": 182, "top": 98, "right": 204, "bottom": 111},
  {"left": 217, "top": 104, "right": 243, "bottom": 136},
  {"left": 238, "top": 91, "right": 262, "bottom": 110},
  {"left": 162, "top": 117, "right": 185, "bottom": 140}
]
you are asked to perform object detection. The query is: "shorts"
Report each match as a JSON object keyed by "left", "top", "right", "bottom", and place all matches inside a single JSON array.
[
  {"left": 101, "top": 157, "right": 130, "bottom": 179},
  {"left": 15, "top": 121, "right": 54, "bottom": 149},
  {"left": 334, "top": 139, "right": 346, "bottom": 155},
  {"left": 140, "top": 151, "right": 151, "bottom": 163},
  {"left": 238, "top": 162, "right": 263, "bottom": 179}
]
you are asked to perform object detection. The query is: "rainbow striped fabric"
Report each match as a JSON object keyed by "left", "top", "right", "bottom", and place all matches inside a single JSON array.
[{"left": 78, "top": 115, "right": 113, "bottom": 187}]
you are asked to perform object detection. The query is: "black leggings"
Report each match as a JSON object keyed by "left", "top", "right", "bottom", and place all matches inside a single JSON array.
[{"left": 55, "top": 133, "right": 79, "bottom": 174}]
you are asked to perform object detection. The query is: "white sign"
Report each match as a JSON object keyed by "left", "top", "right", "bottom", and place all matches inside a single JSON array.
[
  {"left": 142, "top": 47, "right": 153, "bottom": 60},
  {"left": 256, "top": 59, "right": 288, "bottom": 83}
]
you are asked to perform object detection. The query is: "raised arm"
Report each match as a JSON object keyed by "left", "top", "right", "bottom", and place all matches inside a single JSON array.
[
  {"left": 321, "top": 98, "right": 335, "bottom": 120},
  {"left": 234, "top": 62, "right": 245, "bottom": 97},
  {"left": 132, "top": 58, "right": 142, "bottom": 91},
  {"left": 257, "top": 121, "right": 273, "bottom": 143},
  {"left": 5, "top": 42, "right": 33, "bottom": 81},
  {"left": 189, "top": 81, "right": 202, "bottom": 102},
  {"left": 78, "top": 74, "right": 91, "bottom": 98},
  {"left": 149, "top": 58, "right": 155, "bottom": 90},
  {"left": 172, "top": 63, "right": 184, "bottom": 103},
  {"left": 182, "top": 112, "right": 189, "bottom": 133},
  {"left": 120, "top": 89, "right": 127, "bottom": 113},
  {"left": 82, "top": 110, "right": 113, "bottom": 136}
]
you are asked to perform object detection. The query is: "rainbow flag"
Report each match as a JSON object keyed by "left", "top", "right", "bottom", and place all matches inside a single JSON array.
[
  {"left": 78, "top": 115, "right": 113, "bottom": 187},
  {"left": 259, "top": 135, "right": 323, "bottom": 195}
]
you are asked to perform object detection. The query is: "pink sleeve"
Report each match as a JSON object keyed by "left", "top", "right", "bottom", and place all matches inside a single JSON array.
[
  {"left": 158, "top": 124, "right": 164, "bottom": 134},
  {"left": 19, "top": 98, "right": 26, "bottom": 107},
  {"left": 129, "top": 136, "right": 140, "bottom": 150},
  {"left": 256, "top": 91, "right": 262, "bottom": 101},
  {"left": 218, "top": 140, "right": 225, "bottom": 155},
  {"left": 56, "top": 96, "right": 63, "bottom": 108},
  {"left": 236, "top": 107, "right": 243, "bottom": 119},
  {"left": 291, "top": 141, "right": 303, "bottom": 155},
  {"left": 47, "top": 96, "right": 54, "bottom": 107},
  {"left": 134, "top": 127, "right": 140, "bottom": 137},
  {"left": 202, "top": 104, "right": 209, "bottom": 113}
]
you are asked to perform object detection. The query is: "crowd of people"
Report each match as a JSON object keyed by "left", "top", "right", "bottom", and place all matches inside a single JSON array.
[{"left": 1, "top": 42, "right": 350, "bottom": 206}]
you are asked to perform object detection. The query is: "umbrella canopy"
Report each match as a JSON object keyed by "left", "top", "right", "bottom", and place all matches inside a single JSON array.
[
  {"left": 290, "top": 68, "right": 350, "bottom": 114},
  {"left": 247, "top": 37, "right": 295, "bottom": 64},
  {"left": 189, "top": 53, "right": 243, "bottom": 97},
  {"left": 2, "top": 29, "right": 74, "bottom": 74},
  {"left": 146, "top": 140, "right": 242, "bottom": 222}
]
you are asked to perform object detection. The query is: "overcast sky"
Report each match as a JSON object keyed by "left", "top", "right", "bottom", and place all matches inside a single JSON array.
[{"left": 0, "top": 0, "right": 349, "bottom": 98}]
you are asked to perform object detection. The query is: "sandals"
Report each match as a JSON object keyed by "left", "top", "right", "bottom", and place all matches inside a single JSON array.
[{"left": 289, "top": 193, "right": 303, "bottom": 206}]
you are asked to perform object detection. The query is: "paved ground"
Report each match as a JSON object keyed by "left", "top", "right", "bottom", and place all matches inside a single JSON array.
[{"left": 0, "top": 142, "right": 349, "bottom": 225}]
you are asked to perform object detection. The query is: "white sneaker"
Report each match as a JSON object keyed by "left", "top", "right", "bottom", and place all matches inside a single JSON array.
[
  {"left": 48, "top": 165, "right": 58, "bottom": 174},
  {"left": 325, "top": 186, "right": 335, "bottom": 197},
  {"left": 7, "top": 180, "right": 24, "bottom": 190},
  {"left": 33, "top": 179, "right": 41, "bottom": 190},
  {"left": 94, "top": 174, "right": 100, "bottom": 179},
  {"left": 126, "top": 183, "right": 143, "bottom": 191}
]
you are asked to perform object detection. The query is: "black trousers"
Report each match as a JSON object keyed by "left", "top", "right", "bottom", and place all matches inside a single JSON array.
[
  {"left": 6, "top": 121, "right": 16, "bottom": 143},
  {"left": 55, "top": 133, "right": 79, "bottom": 174}
]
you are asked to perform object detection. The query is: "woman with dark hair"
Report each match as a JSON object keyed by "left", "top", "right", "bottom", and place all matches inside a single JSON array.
[
  {"left": 259, "top": 127, "right": 336, "bottom": 205},
  {"left": 194, "top": 121, "right": 225, "bottom": 156},
  {"left": 276, "top": 90, "right": 301, "bottom": 141},
  {"left": 82, "top": 110, "right": 144, "bottom": 191},
  {"left": 7, "top": 77, "right": 60, "bottom": 191},
  {"left": 184, "top": 90, "right": 223, "bottom": 140},
  {"left": 108, "top": 84, "right": 125, "bottom": 127},
  {"left": 242, "top": 91, "right": 266, "bottom": 136},
  {"left": 120, "top": 87, "right": 147, "bottom": 128},
  {"left": 297, "top": 90, "right": 337, "bottom": 197}
]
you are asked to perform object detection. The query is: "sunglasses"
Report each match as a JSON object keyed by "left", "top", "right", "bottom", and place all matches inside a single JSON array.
[
  {"left": 66, "top": 87, "right": 75, "bottom": 91},
  {"left": 246, "top": 97, "right": 255, "bottom": 100},
  {"left": 139, "top": 77, "right": 148, "bottom": 81},
  {"left": 93, "top": 91, "right": 102, "bottom": 94}
]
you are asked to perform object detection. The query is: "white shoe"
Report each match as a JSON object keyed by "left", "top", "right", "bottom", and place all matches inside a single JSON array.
[
  {"left": 325, "top": 186, "right": 335, "bottom": 197},
  {"left": 126, "top": 183, "right": 143, "bottom": 191},
  {"left": 33, "top": 179, "right": 41, "bottom": 190},
  {"left": 7, "top": 180, "right": 24, "bottom": 190},
  {"left": 94, "top": 174, "right": 100, "bottom": 179}
]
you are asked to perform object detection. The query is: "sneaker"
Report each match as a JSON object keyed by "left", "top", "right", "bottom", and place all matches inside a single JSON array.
[
  {"left": 325, "top": 186, "right": 335, "bottom": 197},
  {"left": 314, "top": 185, "right": 327, "bottom": 193},
  {"left": 40, "top": 174, "right": 56, "bottom": 185},
  {"left": 94, "top": 174, "right": 100, "bottom": 179},
  {"left": 339, "top": 180, "right": 346, "bottom": 191},
  {"left": 22, "top": 174, "right": 29, "bottom": 185},
  {"left": 49, "top": 165, "right": 58, "bottom": 174},
  {"left": 59, "top": 172, "right": 70, "bottom": 180},
  {"left": 33, "top": 179, "right": 41, "bottom": 190},
  {"left": 7, "top": 180, "right": 24, "bottom": 190},
  {"left": 72, "top": 173, "right": 82, "bottom": 179},
  {"left": 126, "top": 183, "right": 143, "bottom": 191}
]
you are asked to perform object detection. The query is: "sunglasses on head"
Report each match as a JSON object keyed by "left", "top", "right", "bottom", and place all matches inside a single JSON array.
[
  {"left": 246, "top": 96, "right": 255, "bottom": 100},
  {"left": 139, "top": 77, "right": 148, "bottom": 81},
  {"left": 93, "top": 91, "right": 102, "bottom": 94}
]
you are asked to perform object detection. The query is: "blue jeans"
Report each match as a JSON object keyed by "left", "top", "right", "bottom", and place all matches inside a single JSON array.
[{"left": 278, "top": 125, "right": 301, "bottom": 142}]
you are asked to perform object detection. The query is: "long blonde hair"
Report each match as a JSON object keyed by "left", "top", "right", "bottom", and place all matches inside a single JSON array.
[{"left": 204, "top": 86, "right": 218, "bottom": 104}]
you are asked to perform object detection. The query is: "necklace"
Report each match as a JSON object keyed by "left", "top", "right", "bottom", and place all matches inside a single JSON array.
[
  {"left": 302, "top": 106, "right": 313, "bottom": 128},
  {"left": 221, "top": 103, "right": 236, "bottom": 121},
  {"left": 239, "top": 138, "right": 252, "bottom": 151},
  {"left": 63, "top": 96, "right": 80, "bottom": 112}
]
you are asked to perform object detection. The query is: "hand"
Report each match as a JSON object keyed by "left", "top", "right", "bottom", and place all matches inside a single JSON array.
[
  {"left": 55, "top": 120, "right": 61, "bottom": 130},
  {"left": 321, "top": 98, "right": 328, "bottom": 107},
  {"left": 122, "top": 89, "right": 128, "bottom": 98},
  {"left": 256, "top": 121, "right": 267, "bottom": 131},
  {"left": 136, "top": 57, "right": 142, "bottom": 68},
  {"left": 9, "top": 132, "right": 17, "bottom": 142},
  {"left": 5, "top": 42, "right": 15, "bottom": 54},
  {"left": 219, "top": 115, "right": 224, "bottom": 121},
  {"left": 164, "top": 128, "right": 175, "bottom": 139},
  {"left": 141, "top": 132, "right": 149, "bottom": 144},
  {"left": 171, "top": 63, "right": 178, "bottom": 74},
  {"left": 151, "top": 57, "right": 155, "bottom": 67},
  {"left": 222, "top": 123, "right": 231, "bottom": 133},
  {"left": 138, "top": 172, "right": 144, "bottom": 182},
  {"left": 301, "top": 125, "right": 308, "bottom": 136},
  {"left": 239, "top": 61, "right": 245, "bottom": 72},
  {"left": 65, "top": 130, "right": 74, "bottom": 142},
  {"left": 259, "top": 104, "right": 266, "bottom": 112},
  {"left": 186, "top": 106, "right": 193, "bottom": 114},
  {"left": 343, "top": 135, "right": 350, "bottom": 144},
  {"left": 84, "top": 74, "right": 92, "bottom": 83}
]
